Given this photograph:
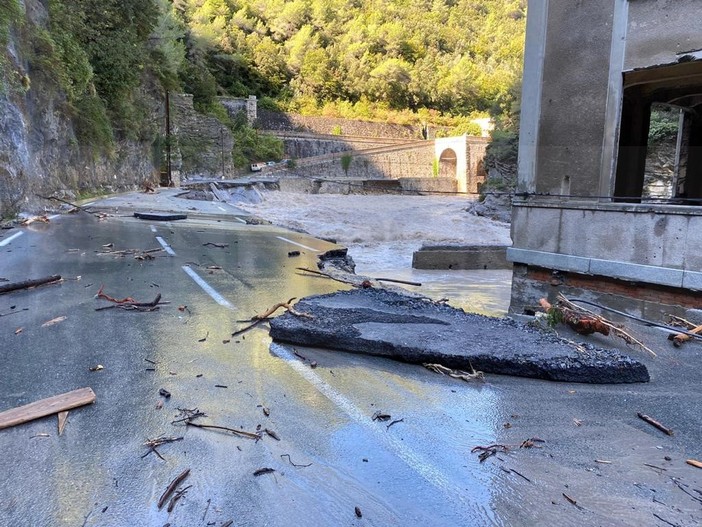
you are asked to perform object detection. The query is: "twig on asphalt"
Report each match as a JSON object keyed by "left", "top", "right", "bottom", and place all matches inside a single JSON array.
[
  {"left": 171, "top": 407, "right": 207, "bottom": 424},
  {"left": 142, "top": 436, "right": 184, "bottom": 460},
  {"left": 281, "top": 454, "right": 312, "bottom": 468},
  {"left": 386, "top": 418, "right": 404, "bottom": 430},
  {"left": 652, "top": 513, "right": 680, "bottom": 527},
  {"left": 186, "top": 421, "right": 261, "bottom": 440},
  {"left": 157, "top": 469, "right": 190, "bottom": 509},
  {"left": 637, "top": 413, "right": 674, "bottom": 436},
  {"left": 471, "top": 444, "right": 510, "bottom": 462}
]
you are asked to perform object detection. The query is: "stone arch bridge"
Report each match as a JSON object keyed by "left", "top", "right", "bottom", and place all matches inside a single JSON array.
[{"left": 268, "top": 131, "right": 488, "bottom": 194}]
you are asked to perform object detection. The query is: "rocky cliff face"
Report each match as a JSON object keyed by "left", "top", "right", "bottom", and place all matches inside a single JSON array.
[{"left": 0, "top": 1, "right": 158, "bottom": 217}]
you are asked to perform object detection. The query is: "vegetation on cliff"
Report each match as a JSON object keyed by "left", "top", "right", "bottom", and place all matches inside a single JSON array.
[
  {"left": 4, "top": 0, "right": 525, "bottom": 168},
  {"left": 172, "top": 0, "right": 525, "bottom": 128}
]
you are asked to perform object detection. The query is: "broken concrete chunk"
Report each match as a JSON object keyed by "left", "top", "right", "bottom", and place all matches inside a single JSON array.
[{"left": 269, "top": 289, "right": 649, "bottom": 384}]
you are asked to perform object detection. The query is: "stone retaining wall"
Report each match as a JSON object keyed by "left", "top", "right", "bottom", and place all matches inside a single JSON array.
[
  {"left": 171, "top": 94, "right": 234, "bottom": 179},
  {"left": 258, "top": 109, "right": 451, "bottom": 139},
  {"left": 297, "top": 144, "right": 436, "bottom": 180}
]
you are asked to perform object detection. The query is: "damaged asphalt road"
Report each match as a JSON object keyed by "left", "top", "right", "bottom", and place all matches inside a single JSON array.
[
  {"left": 0, "top": 189, "right": 701, "bottom": 527},
  {"left": 269, "top": 288, "right": 649, "bottom": 383}
]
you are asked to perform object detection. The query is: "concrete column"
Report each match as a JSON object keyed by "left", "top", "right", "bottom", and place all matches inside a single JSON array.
[
  {"left": 614, "top": 93, "right": 651, "bottom": 201},
  {"left": 599, "top": 0, "right": 629, "bottom": 197},
  {"left": 516, "top": 0, "right": 549, "bottom": 194}
]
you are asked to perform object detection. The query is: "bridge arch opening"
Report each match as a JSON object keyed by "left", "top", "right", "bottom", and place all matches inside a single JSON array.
[{"left": 438, "top": 148, "right": 458, "bottom": 178}]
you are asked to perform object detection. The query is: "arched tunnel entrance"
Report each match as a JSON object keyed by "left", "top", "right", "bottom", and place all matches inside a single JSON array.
[{"left": 438, "top": 148, "right": 458, "bottom": 178}]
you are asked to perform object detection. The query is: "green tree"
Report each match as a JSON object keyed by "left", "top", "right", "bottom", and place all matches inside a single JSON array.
[{"left": 340, "top": 152, "right": 352, "bottom": 176}]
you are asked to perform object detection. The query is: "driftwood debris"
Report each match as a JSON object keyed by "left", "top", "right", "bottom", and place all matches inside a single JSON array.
[
  {"left": 375, "top": 277, "right": 422, "bottom": 287},
  {"left": 17, "top": 215, "right": 50, "bottom": 226},
  {"left": 296, "top": 267, "right": 358, "bottom": 286},
  {"left": 423, "top": 363, "right": 484, "bottom": 382},
  {"left": 98, "top": 247, "right": 164, "bottom": 260},
  {"left": 386, "top": 418, "right": 404, "bottom": 430},
  {"left": 171, "top": 408, "right": 207, "bottom": 424},
  {"left": 298, "top": 266, "right": 423, "bottom": 288},
  {"left": 471, "top": 444, "right": 510, "bottom": 463},
  {"left": 95, "top": 285, "right": 164, "bottom": 312},
  {"left": 372, "top": 411, "right": 391, "bottom": 422},
  {"left": 143, "top": 436, "right": 184, "bottom": 460},
  {"left": 0, "top": 275, "right": 62, "bottom": 295},
  {"left": 637, "top": 413, "right": 674, "bottom": 436},
  {"left": 186, "top": 421, "right": 261, "bottom": 440},
  {"left": 667, "top": 319, "right": 702, "bottom": 347},
  {"left": 281, "top": 454, "right": 312, "bottom": 467},
  {"left": 203, "top": 242, "right": 229, "bottom": 248},
  {"left": 540, "top": 295, "right": 656, "bottom": 356},
  {"left": 232, "top": 298, "right": 313, "bottom": 336},
  {"left": 0, "top": 387, "right": 96, "bottom": 431},
  {"left": 157, "top": 468, "right": 190, "bottom": 509},
  {"left": 686, "top": 459, "right": 702, "bottom": 469}
]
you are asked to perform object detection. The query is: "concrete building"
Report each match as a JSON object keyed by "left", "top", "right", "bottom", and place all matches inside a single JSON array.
[{"left": 508, "top": 0, "right": 702, "bottom": 319}]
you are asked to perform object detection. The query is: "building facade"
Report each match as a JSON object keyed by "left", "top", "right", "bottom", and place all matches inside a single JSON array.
[{"left": 508, "top": 0, "right": 702, "bottom": 319}]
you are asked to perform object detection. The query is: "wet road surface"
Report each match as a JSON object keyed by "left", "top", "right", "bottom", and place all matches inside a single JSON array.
[{"left": 0, "top": 210, "right": 701, "bottom": 527}]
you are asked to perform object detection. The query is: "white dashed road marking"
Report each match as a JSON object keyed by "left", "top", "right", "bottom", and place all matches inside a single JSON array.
[
  {"left": 0, "top": 232, "right": 23, "bottom": 247},
  {"left": 181, "top": 266, "right": 234, "bottom": 309},
  {"left": 275, "top": 236, "right": 319, "bottom": 252},
  {"left": 156, "top": 236, "right": 176, "bottom": 256}
]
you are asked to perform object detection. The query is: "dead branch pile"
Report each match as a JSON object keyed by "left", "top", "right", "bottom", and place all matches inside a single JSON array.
[
  {"left": 95, "top": 285, "right": 165, "bottom": 311},
  {"left": 423, "top": 363, "right": 484, "bottom": 382},
  {"left": 540, "top": 294, "right": 656, "bottom": 356},
  {"left": 665, "top": 315, "right": 702, "bottom": 347},
  {"left": 232, "top": 298, "right": 313, "bottom": 336}
]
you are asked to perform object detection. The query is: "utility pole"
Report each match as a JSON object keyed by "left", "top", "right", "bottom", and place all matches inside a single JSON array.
[
  {"left": 220, "top": 125, "right": 225, "bottom": 179},
  {"left": 165, "top": 90, "right": 172, "bottom": 187}
]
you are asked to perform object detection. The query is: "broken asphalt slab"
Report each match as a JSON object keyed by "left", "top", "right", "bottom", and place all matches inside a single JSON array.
[
  {"left": 133, "top": 211, "right": 188, "bottom": 221},
  {"left": 269, "top": 288, "right": 650, "bottom": 384}
]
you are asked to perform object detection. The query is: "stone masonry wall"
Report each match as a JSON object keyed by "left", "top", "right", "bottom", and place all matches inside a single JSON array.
[
  {"left": 280, "top": 135, "right": 414, "bottom": 159},
  {"left": 257, "top": 109, "right": 451, "bottom": 139},
  {"left": 171, "top": 94, "right": 234, "bottom": 179},
  {"left": 297, "top": 144, "right": 436, "bottom": 180}
]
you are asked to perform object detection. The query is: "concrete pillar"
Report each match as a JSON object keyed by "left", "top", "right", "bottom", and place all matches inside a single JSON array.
[
  {"left": 599, "top": 0, "right": 629, "bottom": 197},
  {"left": 614, "top": 93, "right": 651, "bottom": 201},
  {"left": 516, "top": 0, "right": 549, "bottom": 194}
]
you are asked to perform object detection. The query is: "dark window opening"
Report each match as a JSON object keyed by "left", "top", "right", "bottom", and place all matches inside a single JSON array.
[{"left": 614, "top": 60, "right": 702, "bottom": 204}]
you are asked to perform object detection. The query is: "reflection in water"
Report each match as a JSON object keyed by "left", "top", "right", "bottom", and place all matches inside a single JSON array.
[
  {"left": 270, "top": 343, "right": 501, "bottom": 526},
  {"left": 355, "top": 263, "right": 512, "bottom": 317}
]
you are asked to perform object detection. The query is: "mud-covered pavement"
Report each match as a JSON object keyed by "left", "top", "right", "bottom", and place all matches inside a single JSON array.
[{"left": 0, "top": 190, "right": 700, "bottom": 527}]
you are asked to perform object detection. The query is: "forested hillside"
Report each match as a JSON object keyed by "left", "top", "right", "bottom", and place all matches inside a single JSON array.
[
  {"left": 0, "top": 0, "right": 524, "bottom": 214},
  {"left": 175, "top": 0, "right": 526, "bottom": 125},
  {"left": 3, "top": 0, "right": 525, "bottom": 151}
]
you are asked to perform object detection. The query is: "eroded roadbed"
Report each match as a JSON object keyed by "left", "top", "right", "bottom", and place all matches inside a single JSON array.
[{"left": 269, "top": 288, "right": 649, "bottom": 383}]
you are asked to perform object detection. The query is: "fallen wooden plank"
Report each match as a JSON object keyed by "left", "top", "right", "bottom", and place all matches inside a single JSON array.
[
  {"left": 0, "top": 275, "right": 62, "bottom": 295},
  {"left": 0, "top": 388, "right": 95, "bottom": 431}
]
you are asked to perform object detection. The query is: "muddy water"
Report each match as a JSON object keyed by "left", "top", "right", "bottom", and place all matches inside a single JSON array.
[{"left": 352, "top": 243, "right": 512, "bottom": 316}]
